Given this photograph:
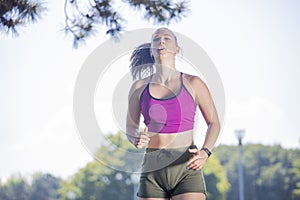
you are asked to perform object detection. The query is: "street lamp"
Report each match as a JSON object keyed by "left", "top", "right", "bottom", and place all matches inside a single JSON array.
[
  {"left": 235, "top": 129, "right": 245, "bottom": 200},
  {"left": 131, "top": 173, "right": 140, "bottom": 200}
]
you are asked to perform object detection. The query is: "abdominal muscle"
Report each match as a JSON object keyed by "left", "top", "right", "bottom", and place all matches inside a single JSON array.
[{"left": 147, "top": 129, "right": 194, "bottom": 149}]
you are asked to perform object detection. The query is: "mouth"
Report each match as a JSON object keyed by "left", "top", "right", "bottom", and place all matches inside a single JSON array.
[{"left": 158, "top": 46, "right": 166, "bottom": 51}]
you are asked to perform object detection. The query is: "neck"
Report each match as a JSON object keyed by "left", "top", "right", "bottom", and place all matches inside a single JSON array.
[{"left": 154, "top": 64, "right": 180, "bottom": 83}]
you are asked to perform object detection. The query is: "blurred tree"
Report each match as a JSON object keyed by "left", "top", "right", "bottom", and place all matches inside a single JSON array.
[
  {"left": 214, "top": 145, "right": 239, "bottom": 200},
  {"left": 59, "top": 179, "right": 81, "bottom": 200},
  {"left": 59, "top": 159, "right": 134, "bottom": 200},
  {"left": 60, "top": 132, "right": 229, "bottom": 199},
  {"left": 215, "top": 144, "right": 300, "bottom": 200},
  {"left": 0, "top": 174, "right": 30, "bottom": 200},
  {"left": 29, "top": 173, "right": 61, "bottom": 200},
  {"left": 59, "top": 132, "right": 139, "bottom": 199},
  {"left": 204, "top": 154, "right": 231, "bottom": 200},
  {"left": 0, "top": 0, "right": 46, "bottom": 35},
  {"left": 291, "top": 158, "right": 300, "bottom": 199},
  {"left": 0, "top": 173, "right": 62, "bottom": 200}
]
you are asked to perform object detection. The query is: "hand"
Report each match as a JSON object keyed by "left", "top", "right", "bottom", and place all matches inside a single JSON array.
[
  {"left": 187, "top": 148, "right": 208, "bottom": 170},
  {"left": 135, "top": 127, "right": 150, "bottom": 149}
]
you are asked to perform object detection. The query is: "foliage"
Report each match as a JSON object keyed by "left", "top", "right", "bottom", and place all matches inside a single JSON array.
[
  {"left": 29, "top": 173, "right": 61, "bottom": 200},
  {"left": 215, "top": 144, "right": 300, "bottom": 200},
  {"left": 204, "top": 154, "right": 230, "bottom": 200},
  {"left": 58, "top": 132, "right": 229, "bottom": 199},
  {"left": 0, "top": 174, "right": 30, "bottom": 200},
  {"left": 0, "top": 0, "right": 46, "bottom": 35},
  {"left": 59, "top": 132, "right": 139, "bottom": 200},
  {"left": 63, "top": 0, "right": 190, "bottom": 47},
  {"left": 0, "top": 172, "right": 61, "bottom": 200},
  {"left": 0, "top": 0, "right": 190, "bottom": 48},
  {"left": 1, "top": 135, "right": 299, "bottom": 200}
]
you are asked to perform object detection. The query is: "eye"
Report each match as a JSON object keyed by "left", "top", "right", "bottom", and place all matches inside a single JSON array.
[
  {"left": 153, "top": 37, "right": 160, "bottom": 42},
  {"left": 164, "top": 36, "right": 172, "bottom": 41}
]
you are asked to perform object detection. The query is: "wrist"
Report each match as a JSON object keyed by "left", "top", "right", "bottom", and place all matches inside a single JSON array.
[
  {"left": 200, "top": 147, "right": 212, "bottom": 158},
  {"left": 126, "top": 134, "right": 137, "bottom": 145}
]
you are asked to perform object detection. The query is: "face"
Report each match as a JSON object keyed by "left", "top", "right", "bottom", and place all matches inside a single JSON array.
[{"left": 150, "top": 28, "right": 179, "bottom": 59}]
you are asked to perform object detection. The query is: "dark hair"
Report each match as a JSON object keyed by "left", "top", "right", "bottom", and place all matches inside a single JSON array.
[
  {"left": 129, "top": 28, "right": 180, "bottom": 80},
  {"left": 129, "top": 43, "right": 155, "bottom": 80}
]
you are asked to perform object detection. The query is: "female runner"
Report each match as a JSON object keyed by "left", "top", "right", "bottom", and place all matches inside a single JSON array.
[{"left": 126, "top": 27, "right": 220, "bottom": 200}]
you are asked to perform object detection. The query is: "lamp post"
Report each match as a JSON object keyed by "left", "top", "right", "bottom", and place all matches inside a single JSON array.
[
  {"left": 235, "top": 129, "right": 245, "bottom": 200},
  {"left": 131, "top": 173, "right": 140, "bottom": 200}
]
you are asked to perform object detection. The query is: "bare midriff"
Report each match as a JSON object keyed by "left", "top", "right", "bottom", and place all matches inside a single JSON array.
[{"left": 147, "top": 130, "right": 194, "bottom": 149}]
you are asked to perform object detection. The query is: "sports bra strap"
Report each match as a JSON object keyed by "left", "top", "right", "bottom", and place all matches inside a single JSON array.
[{"left": 180, "top": 71, "right": 183, "bottom": 86}]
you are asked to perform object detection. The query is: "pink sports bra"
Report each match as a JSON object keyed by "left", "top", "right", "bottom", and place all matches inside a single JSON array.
[{"left": 140, "top": 72, "right": 196, "bottom": 134}]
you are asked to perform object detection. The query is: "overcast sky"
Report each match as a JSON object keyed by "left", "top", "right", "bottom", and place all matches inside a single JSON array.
[{"left": 0, "top": 0, "right": 299, "bottom": 181}]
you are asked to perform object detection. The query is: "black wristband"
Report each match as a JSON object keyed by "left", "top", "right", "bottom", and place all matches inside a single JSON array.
[
  {"left": 189, "top": 144, "right": 198, "bottom": 150},
  {"left": 201, "top": 147, "right": 212, "bottom": 158}
]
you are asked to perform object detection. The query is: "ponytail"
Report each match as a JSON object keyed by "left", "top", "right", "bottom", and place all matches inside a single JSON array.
[{"left": 129, "top": 43, "right": 155, "bottom": 80}]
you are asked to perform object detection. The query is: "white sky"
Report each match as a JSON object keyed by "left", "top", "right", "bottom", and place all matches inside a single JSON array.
[{"left": 0, "top": 0, "right": 299, "bottom": 181}]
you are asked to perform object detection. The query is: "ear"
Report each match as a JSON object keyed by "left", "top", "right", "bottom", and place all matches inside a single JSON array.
[{"left": 176, "top": 46, "right": 180, "bottom": 54}]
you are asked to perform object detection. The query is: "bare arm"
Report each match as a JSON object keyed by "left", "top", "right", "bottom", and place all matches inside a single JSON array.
[
  {"left": 194, "top": 77, "right": 220, "bottom": 151},
  {"left": 126, "top": 80, "right": 150, "bottom": 148},
  {"left": 188, "top": 76, "right": 220, "bottom": 170}
]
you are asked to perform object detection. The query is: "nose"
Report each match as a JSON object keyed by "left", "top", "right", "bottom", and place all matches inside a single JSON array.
[{"left": 159, "top": 38, "right": 164, "bottom": 44}]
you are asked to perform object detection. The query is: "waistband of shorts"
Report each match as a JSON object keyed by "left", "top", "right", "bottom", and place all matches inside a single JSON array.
[{"left": 146, "top": 144, "right": 197, "bottom": 153}]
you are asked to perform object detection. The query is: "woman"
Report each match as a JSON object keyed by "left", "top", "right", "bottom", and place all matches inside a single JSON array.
[{"left": 126, "top": 27, "right": 220, "bottom": 200}]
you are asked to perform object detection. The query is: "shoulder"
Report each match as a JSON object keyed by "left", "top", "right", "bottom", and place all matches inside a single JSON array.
[
  {"left": 130, "top": 76, "right": 150, "bottom": 91},
  {"left": 182, "top": 72, "right": 213, "bottom": 106},
  {"left": 128, "top": 76, "right": 151, "bottom": 98},
  {"left": 182, "top": 72, "right": 207, "bottom": 90}
]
